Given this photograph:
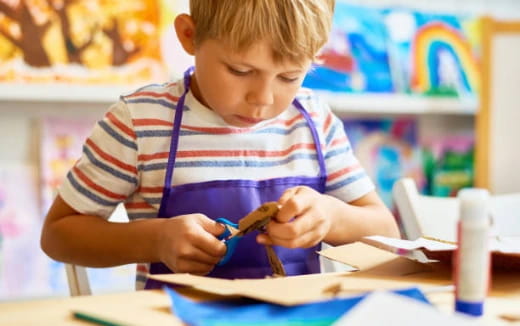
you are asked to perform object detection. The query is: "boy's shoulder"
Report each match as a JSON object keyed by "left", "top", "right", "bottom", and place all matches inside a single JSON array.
[
  {"left": 294, "top": 87, "right": 330, "bottom": 116},
  {"left": 120, "top": 79, "right": 184, "bottom": 102}
]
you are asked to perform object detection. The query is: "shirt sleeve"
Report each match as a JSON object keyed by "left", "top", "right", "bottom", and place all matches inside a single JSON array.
[
  {"left": 58, "top": 100, "right": 139, "bottom": 218},
  {"left": 317, "top": 98, "right": 375, "bottom": 202}
]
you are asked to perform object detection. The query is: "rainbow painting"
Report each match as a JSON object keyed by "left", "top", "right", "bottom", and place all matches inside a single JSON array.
[
  {"left": 384, "top": 10, "right": 481, "bottom": 97},
  {"left": 411, "top": 21, "right": 480, "bottom": 95}
]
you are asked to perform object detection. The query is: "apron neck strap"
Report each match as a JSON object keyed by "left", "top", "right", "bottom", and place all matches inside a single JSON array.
[
  {"left": 292, "top": 98, "right": 327, "bottom": 179},
  {"left": 162, "top": 67, "right": 193, "bottom": 193}
]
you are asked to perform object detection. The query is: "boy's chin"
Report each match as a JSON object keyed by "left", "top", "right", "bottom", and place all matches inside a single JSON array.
[{"left": 225, "top": 115, "right": 267, "bottom": 128}]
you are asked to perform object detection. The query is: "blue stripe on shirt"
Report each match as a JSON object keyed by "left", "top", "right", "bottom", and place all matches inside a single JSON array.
[
  {"left": 134, "top": 121, "right": 310, "bottom": 138},
  {"left": 137, "top": 153, "right": 320, "bottom": 171},
  {"left": 84, "top": 146, "right": 138, "bottom": 185},
  {"left": 67, "top": 172, "right": 121, "bottom": 207},
  {"left": 325, "top": 123, "right": 339, "bottom": 145},
  {"left": 126, "top": 98, "right": 176, "bottom": 110},
  {"left": 325, "top": 172, "right": 368, "bottom": 192},
  {"left": 98, "top": 120, "right": 138, "bottom": 150},
  {"left": 324, "top": 147, "right": 351, "bottom": 160}
]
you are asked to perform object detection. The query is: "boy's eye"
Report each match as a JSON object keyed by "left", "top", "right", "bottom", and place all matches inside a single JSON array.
[
  {"left": 228, "top": 66, "right": 250, "bottom": 76},
  {"left": 279, "top": 76, "right": 299, "bottom": 83}
]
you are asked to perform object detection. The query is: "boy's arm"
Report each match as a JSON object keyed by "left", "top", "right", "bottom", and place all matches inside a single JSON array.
[
  {"left": 41, "top": 195, "right": 165, "bottom": 267},
  {"left": 41, "top": 195, "right": 226, "bottom": 272},
  {"left": 321, "top": 190, "right": 400, "bottom": 246}
]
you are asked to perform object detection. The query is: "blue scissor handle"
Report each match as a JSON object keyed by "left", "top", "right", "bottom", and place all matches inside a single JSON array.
[{"left": 215, "top": 218, "right": 241, "bottom": 266}]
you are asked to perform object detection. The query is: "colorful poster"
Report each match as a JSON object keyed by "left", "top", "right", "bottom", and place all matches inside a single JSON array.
[
  {"left": 343, "top": 118, "right": 424, "bottom": 210},
  {"left": 40, "top": 117, "right": 98, "bottom": 214},
  {"left": 0, "top": 164, "right": 51, "bottom": 299},
  {"left": 0, "top": 0, "right": 168, "bottom": 85},
  {"left": 303, "top": 3, "right": 394, "bottom": 93},
  {"left": 422, "top": 134, "right": 474, "bottom": 197},
  {"left": 384, "top": 9, "right": 481, "bottom": 97}
]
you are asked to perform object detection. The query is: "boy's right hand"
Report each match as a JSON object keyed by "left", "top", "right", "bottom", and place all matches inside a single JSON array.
[{"left": 158, "top": 214, "right": 227, "bottom": 275}]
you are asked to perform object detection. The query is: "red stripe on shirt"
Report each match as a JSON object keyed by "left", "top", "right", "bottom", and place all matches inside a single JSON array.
[
  {"left": 137, "top": 143, "right": 317, "bottom": 161},
  {"left": 327, "top": 164, "right": 361, "bottom": 182},
  {"left": 330, "top": 136, "right": 348, "bottom": 147},
  {"left": 127, "top": 91, "right": 179, "bottom": 103},
  {"left": 73, "top": 167, "right": 127, "bottom": 200},
  {"left": 106, "top": 112, "right": 136, "bottom": 139},
  {"left": 125, "top": 202, "right": 155, "bottom": 209},
  {"left": 137, "top": 186, "right": 164, "bottom": 193},
  {"left": 131, "top": 111, "right": 319, "bottom": 131},
  {"left": 133, "top": 119, "right": 173, "bottom": 127},
  {"left": 86, "top": 139, "right": 137, "bottom": 174},
  {"left": 323, "top": 113, "right": 333, "bottom": 134},
  {"left": 136, "top": 264, "right": 148, "bottom": 273}
]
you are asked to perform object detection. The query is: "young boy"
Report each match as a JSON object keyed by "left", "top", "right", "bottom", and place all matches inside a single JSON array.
[{"left": 41, "top": 0, "right": 399, "bottom": 290}]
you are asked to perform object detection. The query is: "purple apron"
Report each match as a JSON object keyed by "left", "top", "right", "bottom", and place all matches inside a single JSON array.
[{"left": 145, "top": 69, "right": 327, "bottom": 289}]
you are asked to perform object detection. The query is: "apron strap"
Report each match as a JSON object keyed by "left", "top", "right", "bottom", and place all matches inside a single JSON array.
[
  {"left": 292, "top": 98, "right": 327, "bottom": 181},
  {"left": 159, "top": 67, "right": 193, "bottom": 216}
]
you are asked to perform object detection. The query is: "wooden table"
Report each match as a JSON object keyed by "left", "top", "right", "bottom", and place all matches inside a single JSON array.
[
  {"left": 0, "top": 284, "right": 519, "bottom": 325},
  {"left": 0, "top": 290, "right": 179, "bottom": 326}
]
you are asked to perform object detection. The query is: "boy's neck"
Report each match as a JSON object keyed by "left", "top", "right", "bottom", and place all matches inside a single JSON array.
[{"left": 187, "top": 73, "right": 210, "bottom": 110}]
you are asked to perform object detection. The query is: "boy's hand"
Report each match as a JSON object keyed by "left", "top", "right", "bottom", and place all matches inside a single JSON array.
[
  {"left": 158, "top": 214, "right": 227, "bottom": 275},
  {"left": 256, "top": 186, "right": 332, "bottom": 248}
]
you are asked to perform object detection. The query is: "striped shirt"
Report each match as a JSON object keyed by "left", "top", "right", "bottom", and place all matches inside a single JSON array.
[{"left": 59, "top": 79, "right": 374, "bottom": 288}]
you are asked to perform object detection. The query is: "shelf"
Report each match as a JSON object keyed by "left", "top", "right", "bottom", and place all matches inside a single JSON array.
[
  {"left": 0, "top": 84, "right": 478, "bottom": 115},
  {"left": 0, "top": 84, "right": 136, "bottom": 103},
  {"left": 317, "top": 91, "right": 478, "bottom": 115}
]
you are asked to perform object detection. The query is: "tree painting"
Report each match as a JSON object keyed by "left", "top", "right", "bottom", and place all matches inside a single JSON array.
[{"left": 0, "top": 0, "right": 167, "bottom": 84}]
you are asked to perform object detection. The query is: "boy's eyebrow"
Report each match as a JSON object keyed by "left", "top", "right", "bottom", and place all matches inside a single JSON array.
[{"left": 223, "top": 60, "right": 305, "bottom": 74}]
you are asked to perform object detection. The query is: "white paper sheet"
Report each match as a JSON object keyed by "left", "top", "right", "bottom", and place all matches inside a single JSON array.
[{"left": 332, "top": 291, "right": 482, "bottom": 326}]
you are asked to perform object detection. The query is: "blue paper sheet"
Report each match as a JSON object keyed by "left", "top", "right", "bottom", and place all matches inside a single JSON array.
[{"left": 166, "top": 286, "right": 430, "bottom": 326}]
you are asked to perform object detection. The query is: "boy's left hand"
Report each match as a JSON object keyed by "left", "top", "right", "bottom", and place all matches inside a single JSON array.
[{"left": 256, "top": 186, "right": 332, "bottom": 248}]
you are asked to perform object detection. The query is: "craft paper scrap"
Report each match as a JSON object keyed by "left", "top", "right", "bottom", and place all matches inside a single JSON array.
[
  {"left": 165, "top": 286, "right": 430, "bottom": 326},
  {"left": 364, "top": 235, "right": 520, "bottom": 253},
  {"left": 364, "top": 235, "right": 457, "bottom": 251},
  {"left": 332, "top": 291, "right": 482, "bottom": 326}
]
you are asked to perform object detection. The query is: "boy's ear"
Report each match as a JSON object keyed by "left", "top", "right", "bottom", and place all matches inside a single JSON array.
[{"left": 174, "top": 14, "right": 196, "bottom": 55}]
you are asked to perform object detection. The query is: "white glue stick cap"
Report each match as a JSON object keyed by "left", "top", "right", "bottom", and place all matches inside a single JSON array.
[{"left": 457, "top": 188, "right": 490, "bottom": 221}]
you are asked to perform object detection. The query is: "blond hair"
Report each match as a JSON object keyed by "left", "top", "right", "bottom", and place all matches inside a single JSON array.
[{"left": 190, "top": 0, "right": 335, "bottom": 63}]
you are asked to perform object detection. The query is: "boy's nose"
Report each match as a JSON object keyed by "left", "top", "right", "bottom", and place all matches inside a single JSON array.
[{"left": 246, "top": 83, "right": 274, "bottom": 108}]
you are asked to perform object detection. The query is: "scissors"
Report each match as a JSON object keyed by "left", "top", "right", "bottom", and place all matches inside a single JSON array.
[{"left": 215, "top": 202, "right": 279, "bottom": 266}]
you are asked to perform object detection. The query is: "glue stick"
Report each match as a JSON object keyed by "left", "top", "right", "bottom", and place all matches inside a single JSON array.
[{"left": 454, "top": 188, "right": 491, "bottom": 317}]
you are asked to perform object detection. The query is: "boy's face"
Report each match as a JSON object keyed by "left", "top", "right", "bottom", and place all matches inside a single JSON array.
[{"left": 190, "top": 39, "right": 311, "bottom": 128}]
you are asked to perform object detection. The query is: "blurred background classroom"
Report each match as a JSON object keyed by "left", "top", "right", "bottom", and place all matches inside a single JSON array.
[{"left": 0, "top": 0, "right": 519, "bottom": 301}]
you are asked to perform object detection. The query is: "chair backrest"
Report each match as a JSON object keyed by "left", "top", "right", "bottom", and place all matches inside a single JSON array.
[
  {"left": 393, "top": 178, "right": 459, "bottom": 242},
  {"left": 393, "top": 178, "right": 520, "bottom": 243}
]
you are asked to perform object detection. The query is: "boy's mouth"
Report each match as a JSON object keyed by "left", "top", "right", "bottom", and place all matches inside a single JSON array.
[{"left": 235, "top": 115, "right": 264, "bottom": 125}]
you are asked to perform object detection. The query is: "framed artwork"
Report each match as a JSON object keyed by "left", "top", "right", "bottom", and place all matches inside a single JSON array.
[{"left": 0, "top": 0, "right": 169, "bottom": 86}]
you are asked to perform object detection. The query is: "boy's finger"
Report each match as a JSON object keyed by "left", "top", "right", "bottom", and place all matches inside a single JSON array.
[
  {"left": 278, "top": 187, "right": 299, "bottom": 205},
  {"left": 188, "top": 216, "right": 227, "bottom": 256},
  {"left": 196, "top": 232, "right": 227, "bottom": 257},
  {"left": 277, "top": 196, "right": 309, "bottom": 223},
  {"left": 197, "top": 215, "right": 226, "bottom": 236},
  {"left": 175, "top": 258, "right": 216, "bottom": 275},
  {"left": 187, "top": 246, "right": 224, "bottom": 265},
  {"left": 256, "top": 234, "right": 273, "bottom": 246}
]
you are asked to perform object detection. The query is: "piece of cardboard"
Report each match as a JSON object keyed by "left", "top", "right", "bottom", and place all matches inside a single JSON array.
[
  {"left": 148, "top": 242, "right": 449, "bottom": 306},
  {"left": 363, "top": 235, "right": 520, "bottom": 270}
]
